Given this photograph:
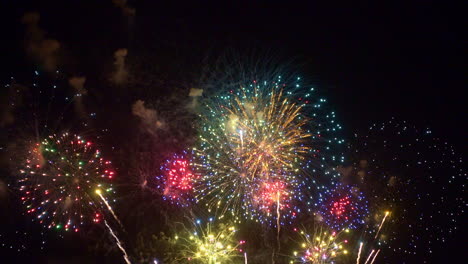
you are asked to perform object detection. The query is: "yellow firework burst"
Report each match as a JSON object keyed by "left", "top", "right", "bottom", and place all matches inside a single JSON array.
[
  {"left": 174, "top": 219, "right": 244, "bottom": 264},
  {"left": 222, "top": 86, "right": 311, "bottom": 180}
]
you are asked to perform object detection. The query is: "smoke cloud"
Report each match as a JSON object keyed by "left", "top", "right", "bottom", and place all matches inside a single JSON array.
[
  {"left": 189, "top": 88, "right": 203, "bottom": 97},
  {"left": 111, "top": 48, "right": 128, "bottom": 85},
  {"left": 0, "top": 109, "right": 14, "bottom": 127},
  {"left": 132, "top": 100, "right": 165, "bottom": 134},
  {"left": 69, "top": 77, "right": 87, "bottom": 95},
  {"left": 188, "top": 88, "right": 203, "bottom": 109},
  {"left": 336, "top": 165, "right": 353, "bottom": 178},
  {"left": 0, "top": 83, "right": 28, "bottom": 127},
  {"left": 69, "top": 77, "right": 87, "bottom": 118},
  {"left": 22, "top": 12, "right": 60, "bottom": 72},
  {"left": 0, "top": 179, "right": 8, "bottom": 204},
  {"left": 112, "top": 0, "right": 136, "bottom": 16}
]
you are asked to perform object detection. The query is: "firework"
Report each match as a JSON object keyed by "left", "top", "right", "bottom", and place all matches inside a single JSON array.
[
  {"left": 173, "top": 218, "right": 245, "bottom": 264},
  {"left": 18, "top": 132, "right": 115, "bottom": 231},
  {"left": 374, "top": 211, "right": 389, "bottom": 239},
  {"left": 254, "top": 180, "right": 295, "bottom": 227},
  {"left": 368, "top": 249, "right": 380, "bottom": 264},
  {"left": 291, "top": 226, "right": 350, "bottom": 264},
  {"left": 355, "top": 244, "right": 375, "bottom": 264},
  {"left": 356, "top": 242, "right": 363, "bottom": 264},
  {"left": 355, "top": 242, "right": 383, "bottom": 264},
  {"left": 348, "top": 119, "right": 465, "bottom": 260},
  {"left": 104, "top": 219, "right": 131, "bottom": 264},
  {"left": 156, "top": 151, "right": 196, "bottom": 206},
  {"left": 193, "top": 76, "right": 344, "bottom": 223},
  {"left": 346, "top": 209, "right": 391, "bottom": 264},
  {"left": 317, "top": 184, "right": 369, "bottom": 230}
]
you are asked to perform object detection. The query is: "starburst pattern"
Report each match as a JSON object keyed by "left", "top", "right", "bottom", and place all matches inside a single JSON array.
[
  {"left": 156, "top": 151, "right": 196, "bottom": 206},
  {"left": 173, "top": 218, "right": 245, "bottom": 263},
  {"left": 317, "top": 184, "right": 369, "bottom": 230},
  {"left": 18, "top": 132, "right": 115, "bottom": 232}
]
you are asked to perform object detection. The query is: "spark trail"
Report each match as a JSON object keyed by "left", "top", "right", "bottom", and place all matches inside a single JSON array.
[
  {"left": 375, "top": 211, "right": 389, "bottom": 239},
  {"left": 364, "top": 249, "right": 375, "bottom": 264},
  {"left": 104, "top": 220, "right": 131, "bottom": 264},
  {"left": 96, "top": 189, "right": 122, "bottom": 227},
  {"left": 356, "top": 242, "right": 363, "bottom": 264},
  {"left": 370, "top": 249, "right": 380, "bottom": 264}
]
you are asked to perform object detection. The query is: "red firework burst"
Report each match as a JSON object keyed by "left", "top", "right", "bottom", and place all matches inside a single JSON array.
[{"left": 158, "top": 152, "right": 196, "bottom": 205}]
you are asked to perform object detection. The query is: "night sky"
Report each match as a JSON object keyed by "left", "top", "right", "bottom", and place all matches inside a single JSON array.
[{"left": 0, "top": 1, "right": 465, "bottom": 263}]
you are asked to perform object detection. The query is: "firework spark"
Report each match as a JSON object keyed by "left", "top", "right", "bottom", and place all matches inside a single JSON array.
[
  {"left": 363, "top": 249, "right": 374, "bottom": 264},
  {"left": 18, "top": 133, "right": 115, "bottom": 231},
  {"left": 104, "top": 220, "right": 131, "bottom": 264},
  {"left": 317, "top": 184, "right": 369, "bottom": 230},
  {"left": 369, "top": 249, "right": 380, "bottom": 264},
  {"left": 348, "top": 119, "right": 465, "bottom": 260},
  {"left": 353, "top": 211, "right": 390, "bottom": 264},
  {"left": 374, "top": 211, "right": 389, "bottom": 239},
  {"left": 291, "top": 226, "right": 350, "bottom": 264},
  {"left": 156, "top": 151, "right": 196, "bottom": 206},
  {"left": 254, "top": 180, "right": 291, "bottom": 250},
  {"left": 255, "top": 181, "right": 291, "bottom": 217},
  {"left": 356, "top": 242, "right": 363, "bottom": 264},
  {"left": 96, "top": 189, "right": 122, "bottom": 227}
]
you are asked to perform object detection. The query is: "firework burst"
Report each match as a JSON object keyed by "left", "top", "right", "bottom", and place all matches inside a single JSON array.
[
  {"left": 291, "top": 226, "right": 350, "bottom": 264},
  {"left": 173, "top": 218, "right": 245, "bottom": 264},
  {"left": 193, "top": 76, "right": 344, "bottom": 223},
  {"left": 254, "top": 180, "right": 292, "bottom": 216},
  {"left": 156, "top": 151, "right": 197, "bottom": 206},
  {"left": 317, "top": 184, "right": 369, "bottom": 230},
  {"left": 348, "top": 119, "right": 466, "bottom": 260},
  {"left": 18, "top": 132, "right": 115, "bottom": 232}
]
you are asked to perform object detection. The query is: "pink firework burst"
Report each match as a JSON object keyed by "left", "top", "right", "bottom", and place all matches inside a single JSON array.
[
  {"left": 254, "top": 180, "right": 295, "bottom": 218},
  {"left": 330, "top": 196, "right": 352, "bottom": 219},
  {"left": 157, "top": 152, "right": 196, "bottom": 206},
  {"left": 258, "top": 181, "right": 288, "bottom": 208}
]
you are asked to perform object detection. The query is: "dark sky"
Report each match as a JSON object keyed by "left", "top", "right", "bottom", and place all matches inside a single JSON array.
[
  {"left": 1, "top": 1, "right": 464, "bottom": 141},
  {"left": 0, "top": 1, "right": 465, "bottom": 263}
]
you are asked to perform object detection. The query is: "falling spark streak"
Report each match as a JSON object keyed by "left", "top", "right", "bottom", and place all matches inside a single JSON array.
[
  {"left": 369, "top": 249, "right": 380, "bottom": 264},
  {"left": 356, "top": 242, "right": 363, "bottom": 264},
  {"left": 244, "top": 252, "right": 248, "bottom": 264},
  {"left": 96, "top": 189, "right": 122, "bottom": 227},
  {"left": 240, "top": 129, "right": 244, "bottom": 150},
  {"left": 104, "top": 220, "right": 131, "bottom": 264},
  {"left": 276, "top": 191, "right": 281, "bottom": 252},
  {"left": 375, "top": 211, "right": 390, "bottom": 239},
  {"left": 364, "top": 249, "right": 375, "bottom": 264}
]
